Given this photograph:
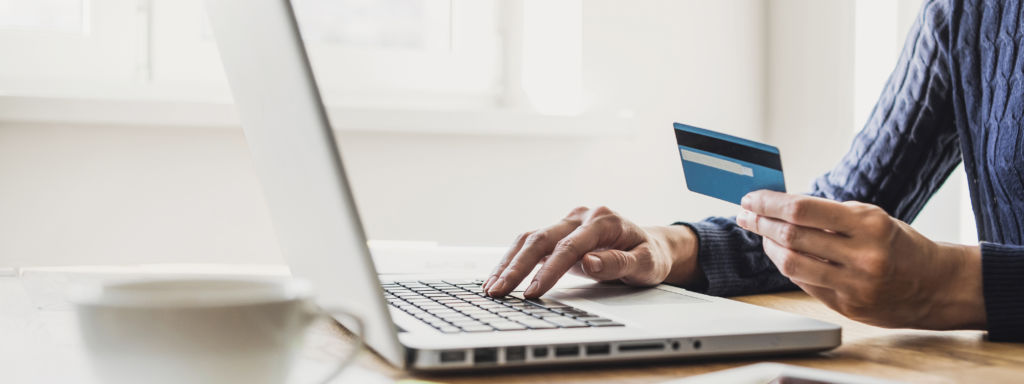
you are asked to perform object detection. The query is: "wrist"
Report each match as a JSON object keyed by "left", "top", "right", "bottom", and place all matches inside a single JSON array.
[
  {"left": 646, "top": 225, "right": 704, "bottom": 288},
  {"left": 927, "top": 243, "right": 987, "bottom": 330}
]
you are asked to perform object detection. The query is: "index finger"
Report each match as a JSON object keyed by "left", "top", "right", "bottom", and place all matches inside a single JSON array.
[
  {"left": 486, "top": 208, "right": 588, "bottom": 297},
  {"left": 741, "top": 190, "right": 855, "bottom": 233},
  {"left": 523, "top": 215, "right": 625, "bottom": 298}
]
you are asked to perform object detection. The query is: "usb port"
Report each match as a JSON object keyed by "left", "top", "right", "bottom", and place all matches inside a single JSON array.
[
  {"left": 585, "top": 344, "right": 610, "bottom": 356},
  {"left": 554, "top": 345, "right": 580, "bottom": 358},
  {"left": 532, "top": 346, "right": 549, "bottom": 359},
  {"left": 440, "top": 350, "right": 466, "bottom": 363},
  {"left": 474, "top": 348, "right": 498, "bottom": 364},
  {"left": 505, "top": 346, "right": 526, "bottom": 362}
]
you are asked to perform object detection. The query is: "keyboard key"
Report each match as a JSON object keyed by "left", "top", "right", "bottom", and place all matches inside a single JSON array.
[
  {"left": 502, "top": 314, "right": 536, "bottom": 323},
  {"left": 470, "top": 314, "right": 501, "bottom": 321},
  {"left": 438, "top": 326, "right": 461, "bottom": 333},
  {"left": 518, "top": 319, "right": 558, "bottom": 329},
  {"left": 451, "top": 319, "right": 484, "bottom": 327},
  {"left": 545, "top": 317, "right": 588, "bottom": 328},
  {"left": 587, "top": 320, "right": 624, "bottom": 327},
  {"left": 444, "top": 279, "right": 480, "bottom": 285},
  {"left": 460, "top": 324, "right": 494, "bottom": 332},
  {"left": 488, "top": 321, "right": 528, "bottom": 331},
  {"left": 525, "top": 298, "right": 569, "bottom": 308}
]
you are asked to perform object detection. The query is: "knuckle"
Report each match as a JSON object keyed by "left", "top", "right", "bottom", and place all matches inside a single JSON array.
[
  {"left": 858, "top": 205, "right": 890, "bottom": 226},
  {"left": 591, "top": 212, "right": 623, "bottom": 228},
  {"left": 778, "top": 223, "right": 800, "bottom": 246},
  {"left": 592, "top": 205, "right": 614, "bottom": 216},
  {"left": 568, "top": 206, "right": 589, "bottom": 216},
  {"left": 563, "top": 206, "right": 589, "bottom": 225},
  {"left": 782, "top": 200, "right": 808, "bottom": 222},
  {"left": 526, "top": 231, "right": 549, "bottom": 246},
  {"left": 866, "top": 207, "right": 889, "bottom": 224},
  {"left": 514, "top": 231, "right": 532, "bottom": 244},
  {"left": 555, "top": 237, "right": 580, "bottom": 255},
  {"left": 778, "top": 252, "right": 801, "bottom": 277}
]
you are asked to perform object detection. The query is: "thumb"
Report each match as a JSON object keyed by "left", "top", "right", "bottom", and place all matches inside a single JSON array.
[{"left": 581, "top": 248, "right": 639, "bottom": 281}]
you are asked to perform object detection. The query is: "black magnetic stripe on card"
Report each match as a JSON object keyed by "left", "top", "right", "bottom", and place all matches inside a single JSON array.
[{"left": 675, "top": 129, "right": 782, "bottom": 170}]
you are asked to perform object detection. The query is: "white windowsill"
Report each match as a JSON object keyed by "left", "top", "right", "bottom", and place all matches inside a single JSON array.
[{"left": 0, "top": 95, "right": 634, "bottom": 137}]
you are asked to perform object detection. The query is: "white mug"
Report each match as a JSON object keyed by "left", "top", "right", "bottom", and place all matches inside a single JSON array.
[{"left": 68, "top": 278, "right": 362, "bottom": 384}]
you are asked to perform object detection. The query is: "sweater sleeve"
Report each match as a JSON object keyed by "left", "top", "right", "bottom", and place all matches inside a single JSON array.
[
  {"left": 981, "top": 243, "right": 1024, "bottom": 341},
  {"left": 676, "top": 0, "right": 961, "bottom": 297}
]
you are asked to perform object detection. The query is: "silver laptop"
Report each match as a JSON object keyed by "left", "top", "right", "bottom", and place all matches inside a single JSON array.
[{"left": 204, "top": 0, "right": 840, "bottom": 371}]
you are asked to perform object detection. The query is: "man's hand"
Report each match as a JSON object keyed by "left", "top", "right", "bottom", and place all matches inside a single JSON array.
[
  {"left": 484, "top": 206, "right": 702, "bottom": 298},
  {"left": 737, "top": 190, "right": 986, "bottom": 330}
]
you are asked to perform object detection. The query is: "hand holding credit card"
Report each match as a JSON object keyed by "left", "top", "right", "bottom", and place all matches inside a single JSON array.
[{"left": 674, "top": 122, "right": 785, "bottom": 204}]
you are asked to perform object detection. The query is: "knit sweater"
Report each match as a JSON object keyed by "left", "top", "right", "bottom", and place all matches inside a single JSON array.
[{"left": 679, "top": 0, "right": 1024, "bottom": 341}]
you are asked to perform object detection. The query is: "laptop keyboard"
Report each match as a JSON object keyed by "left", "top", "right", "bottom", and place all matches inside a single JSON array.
[{"left": 383, "top": 280, "right": 624, "bottom": 333}]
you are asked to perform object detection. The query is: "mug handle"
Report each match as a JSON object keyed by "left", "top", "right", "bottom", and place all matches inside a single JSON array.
[{"left": 308, "top": 307, "right": 365, "bottom": 384}]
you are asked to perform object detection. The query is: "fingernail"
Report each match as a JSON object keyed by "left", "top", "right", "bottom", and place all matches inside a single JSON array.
[
  {"left": 737, "top": 210, "right": 751, "bottom": 228},
  {"left": 586, "top": 255, "right": 603, "bottom": 273},
  {"left": 488, "top": 278, "right": 507, "bottom": 296},
  {"left": 741, "top": 194, "right": 752, "bottom": 208},
  {"left": 482, "top": 275, "right": 497, "bottom": 291},
  {"left": 524, "top": 281, "right": 540, "bottom": 297}
]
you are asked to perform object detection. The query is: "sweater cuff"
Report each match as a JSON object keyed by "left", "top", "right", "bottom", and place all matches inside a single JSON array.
[
  {"left": 674, "top": 220, "right": 743, "bottom": 297},
  {"left": 981, "top": 242, "right": 1024, "bottom": 341}
]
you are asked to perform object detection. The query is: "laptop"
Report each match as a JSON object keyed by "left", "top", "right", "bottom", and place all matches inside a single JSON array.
[{"left": 203, "top": 0, "right": 840, "bottom": 371}]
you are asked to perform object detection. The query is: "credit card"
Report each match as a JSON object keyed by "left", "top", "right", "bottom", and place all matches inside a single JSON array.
[{"left": 674, "top": 122, "right": 785, "bottom": 204}]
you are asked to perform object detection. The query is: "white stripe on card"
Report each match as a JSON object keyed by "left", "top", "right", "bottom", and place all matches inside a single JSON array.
[{"left": 680, "top": 148, "right": 754, "bottom": 177}]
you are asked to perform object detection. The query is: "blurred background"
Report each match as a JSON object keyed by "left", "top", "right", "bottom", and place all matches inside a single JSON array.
[{"left": 0, "top": 0, "right": 975, "bottom": 267}]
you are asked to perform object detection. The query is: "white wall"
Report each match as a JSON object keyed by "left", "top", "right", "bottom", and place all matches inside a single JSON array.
[
  {"left": 0, "top": 0, "right": 767, "bottom": 266},
  {"left": 766, "top": 0, "right": 856, "bottom": 193}
]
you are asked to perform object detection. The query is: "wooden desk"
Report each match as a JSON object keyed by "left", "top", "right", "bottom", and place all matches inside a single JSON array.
[
  {"left": 338, "top": 291, "right": 1024, "bottom": 384},
  {"left": 6, "top": 265, "right": 1021, "bottom": 383}
]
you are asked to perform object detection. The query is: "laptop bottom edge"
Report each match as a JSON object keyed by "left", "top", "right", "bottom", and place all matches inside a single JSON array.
[{"left": 403, "top": 328, "right": 841, "bottom": 371}]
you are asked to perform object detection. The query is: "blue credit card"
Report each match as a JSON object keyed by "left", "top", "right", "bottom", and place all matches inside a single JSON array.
[{"left": 674, "top": 122, "right": 785, "bottom": 204}]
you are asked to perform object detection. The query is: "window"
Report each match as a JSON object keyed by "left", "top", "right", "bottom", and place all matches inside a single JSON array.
[
  {"left": 0, "top": 1, "right": 617, "bottom": 135},
  {"left": 0, "top": 0, "right": 87, "bottom": 33},
  {"left": 0, "top": 0, "right": 503, "bottom": 108},
  {"left": 0, "top": 0, "right": 139, "bottom": 95}
]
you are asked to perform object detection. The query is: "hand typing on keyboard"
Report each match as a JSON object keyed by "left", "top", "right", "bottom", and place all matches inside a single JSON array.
[{"left": 483, "top": 206, "right": 705, "bottom": 298}]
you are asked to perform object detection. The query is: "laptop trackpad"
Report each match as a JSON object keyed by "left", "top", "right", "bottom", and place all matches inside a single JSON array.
[{"left": 547, "top": 286, "right": 706, "bottom": 306}]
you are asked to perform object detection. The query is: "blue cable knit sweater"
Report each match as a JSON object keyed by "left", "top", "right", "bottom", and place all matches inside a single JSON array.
[{"left": 680, "top": 0, "right": 1024, "bottom": 341}]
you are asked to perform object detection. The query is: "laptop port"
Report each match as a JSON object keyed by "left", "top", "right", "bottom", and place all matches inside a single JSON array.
[
  {"left": 440, "top": 350, "right": 466, "bottom": 363},
  {"left": 505, "top": 346, "right": 526, "bottom": 362},
  {"left": 618, "top": 342, "right": 665, "bottom": 353},
  {"left": 474, "top": 348, "right": 498, "bottom": 364},
  {"left": 585, "top": 344, "right": 610, "bottom": 356},
  {"left": 554, "top": 345, "right": 580, "bottom": 358},
  {"left": 532, "top": 346, "right": 549, "bottom": 359}
]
